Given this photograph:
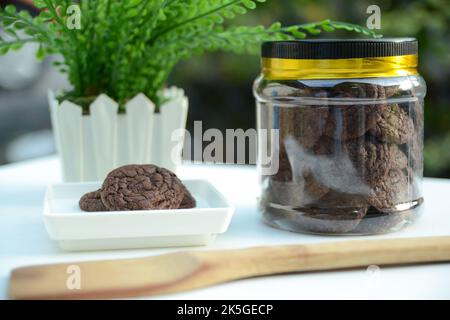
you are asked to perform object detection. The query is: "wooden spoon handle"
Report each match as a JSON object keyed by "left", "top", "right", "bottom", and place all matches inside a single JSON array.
[{"left": 198, "top": 236, "right": 450, "bottom": 278}]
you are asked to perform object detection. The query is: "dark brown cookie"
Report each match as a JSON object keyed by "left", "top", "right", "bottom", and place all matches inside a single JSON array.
[
  {"left": 324, "top": 83, "right": 386, "bottom": 141},
  {"left": 368, "top": 169, "right": 410, "bottom": 210},
  {"left": 347, "top": 140, "right": 408, "bottom": 186},
  {"left": 272, "top": 191, "right": 368, "bottom": 234},
  {"left": 261, "top": 187, "right": 368, "bottom": 234},
  {"left": 260, "top": 202, "right": 366, "bottom": 235},
  {"left": 179, "top": 186, "right": 196, "bottom": 209},
  {"left": 369, "top": 103, "right": 414, "bottom": 144},
  {"left": 79, "top": 189, "right": 108, "bottom": 212},
  {"left": 324, "top": 105, "right": 379, "bottom": 141},
  {"left": 100, "top": 164, "right": 184, "bottom": 211},
  {"left": 298, "top": 207, "right": 367, "bottom": 234},
  {"left": 278, "top": 105, "right": 328, "bottom": 152},
  {"left": 295, "top": 191, "right": 368, "bottom": 233}
]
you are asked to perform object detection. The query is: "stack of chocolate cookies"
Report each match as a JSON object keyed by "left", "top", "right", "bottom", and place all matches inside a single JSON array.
[{"left": 261, "top": 82, "right": 424, "bottom": 234}]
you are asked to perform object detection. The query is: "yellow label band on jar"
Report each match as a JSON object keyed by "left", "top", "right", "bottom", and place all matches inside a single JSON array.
[{"left": 262, "top": 54, "right": 418, "bottom": 80}]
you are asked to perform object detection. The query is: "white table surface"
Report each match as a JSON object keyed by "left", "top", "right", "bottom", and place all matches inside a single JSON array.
[{"left": 1, "top": 156, "right": 450, "bottom": 300}]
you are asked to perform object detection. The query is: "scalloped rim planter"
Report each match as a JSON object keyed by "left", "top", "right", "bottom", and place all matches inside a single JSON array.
[{"left": 49, "top": 87, "right": 188, "bottom": 182}]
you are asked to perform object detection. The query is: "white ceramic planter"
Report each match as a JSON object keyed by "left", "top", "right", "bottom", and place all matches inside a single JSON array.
[{"left": 49, "top": 87, "right": 188, "bottom": 182}]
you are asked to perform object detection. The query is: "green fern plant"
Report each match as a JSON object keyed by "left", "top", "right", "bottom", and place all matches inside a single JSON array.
[{"left": 0, "top": 0, "right": 380, "bottom": 110}]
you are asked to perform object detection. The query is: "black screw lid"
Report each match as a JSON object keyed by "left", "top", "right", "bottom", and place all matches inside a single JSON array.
[{"left": 262, "top": 38, "right": 418, "bottom": 59}]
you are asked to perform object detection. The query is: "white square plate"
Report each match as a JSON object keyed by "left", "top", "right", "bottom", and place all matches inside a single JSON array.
[{"left": 43, "top": 180, "right": 235, "bottom": 251}]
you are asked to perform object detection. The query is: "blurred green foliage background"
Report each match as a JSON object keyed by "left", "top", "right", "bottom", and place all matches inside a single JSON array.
[{"left": 171, "top": 0, "right": 450, "bottom": 178}]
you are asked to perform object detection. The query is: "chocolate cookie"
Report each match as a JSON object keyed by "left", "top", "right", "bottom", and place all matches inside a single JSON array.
[
  {"left": 369, "top": 103, "right": 414, "bottom": 144},
  {"left": 79, "top": 189, "right": 107, "bottom": 212},
  {"left": 278, "top": 106, "right": 328, "bottom": 151},
  {"left": 295, "top": 191, "right": 367, "bottom": 233},
  {"left": 324, "top": 105, "right": 379, "bottom": 141},
  {"left": 261, "top": 186, "right": 368, "bottom": 234},
  {"left": 298, "top": 207, "right": 367, "bottom": 234},
  {"left": 347, "top": 140, "right": 408, "bottom": 186},
  {"left": 368, "top": 169, "right": 409, "bottom": 210},
  {"left": 324, "top": 83, "right": 386, "bottom": 141},
  {"left": 260, "top": 202, "right": 366, "bottom": 235},
  {"left": 299, "top": 190, "right": 368, "bottom": 233},
  {"left": 100, "top": 164, "right": 185, "bottom": 211}
]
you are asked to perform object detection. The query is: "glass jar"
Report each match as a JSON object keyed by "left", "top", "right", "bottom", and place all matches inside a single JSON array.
[{"left": 254, "top": 39, "right": 426, "bottom": 235}]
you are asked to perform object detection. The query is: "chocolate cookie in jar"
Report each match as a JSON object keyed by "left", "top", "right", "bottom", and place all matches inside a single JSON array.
[{"left": 253, "top": 39, "right": 426, "bottom": 235}]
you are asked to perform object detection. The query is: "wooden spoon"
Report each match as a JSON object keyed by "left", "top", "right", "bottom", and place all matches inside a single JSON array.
[{"left": 9, "top": 236, "right": 450, "bottom": 299}]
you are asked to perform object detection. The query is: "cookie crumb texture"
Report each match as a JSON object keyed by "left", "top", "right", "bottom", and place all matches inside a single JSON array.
[
  {"left": 259, "top": 82, "right": 424, "bottom": 234},
  {"left": 79, "top": 164, "right": 196, "bottom": 212}
]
